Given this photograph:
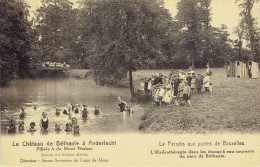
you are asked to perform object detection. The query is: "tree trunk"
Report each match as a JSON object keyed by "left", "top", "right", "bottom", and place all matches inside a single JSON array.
[
  {"left": 191, "top": 58, "right": 195, "bottom": 69},
  {"left": 129, "top": 68, "right": 135, "bottom": 99}
]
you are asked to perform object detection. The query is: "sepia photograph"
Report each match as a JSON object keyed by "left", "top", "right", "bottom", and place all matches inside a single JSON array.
[{"left": 0, "top": 0, "right": 260, "bottom": 166}]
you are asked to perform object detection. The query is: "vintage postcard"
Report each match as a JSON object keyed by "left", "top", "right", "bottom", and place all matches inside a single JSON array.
[{"left": 1, "top": 0, "right": 260, "bottom": 166}]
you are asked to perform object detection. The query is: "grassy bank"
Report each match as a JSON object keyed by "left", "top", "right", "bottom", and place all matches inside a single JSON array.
[{"left": 137, "top": 68, "right": 260, "bottom": 134}]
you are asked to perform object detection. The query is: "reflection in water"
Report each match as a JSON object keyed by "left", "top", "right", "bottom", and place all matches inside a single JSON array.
[{"left": 0, "top": 78, "right": 143, "bottom": 135}]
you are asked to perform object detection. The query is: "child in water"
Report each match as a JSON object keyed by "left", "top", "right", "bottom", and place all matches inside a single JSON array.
[
  {"left": 63, "top": 109, "right": 68, "bottom": 115},
  {"left": 54, "top": 124, "right": 62, "bottom": 131},
  {"left": 65, "top": 122, "right": 73, "bottom": 131},
  {"left": 74, "top": 105, "right": 79, "bottom": 113},
  {"left": 73, "top": 124, "right": 80, "bottom": 135},
  {"left": 40, "top": 112, "right": 49, "bottom": 131},
  {"left": 7, "top": 119, "right": 16, "bottom": 133},
  {"left": 126, "top": 105, "right": 133, "bottom": 114},
  {"left": 94, "top": 105, "right": 102, "bottom": 115},
  {"left": 82, "top": 105, "right": 89, "bottom": 118},
  {"left": 71, "top": 117, "right": 78, "bottom": 127},
  {"left": 18, "top": 121, "right": 25, "bottom": 130},
  {"left": 28, "top": 122, "right": 36, "bottom": 132},
  {"left": 19, "top": 107, "right": 26, "bottom": 119}
]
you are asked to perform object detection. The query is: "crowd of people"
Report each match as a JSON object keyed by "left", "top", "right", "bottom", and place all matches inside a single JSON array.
[
  {"left": 137, "top": 65, "right": 213, "bottom": 106},
  {"left": 3, "top": 102, "right": 102, "bottom": 134}
]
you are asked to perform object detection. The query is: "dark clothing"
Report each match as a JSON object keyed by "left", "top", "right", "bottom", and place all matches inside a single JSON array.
[
  {"left": 144, "top": 81, "right": 148, "bottom": 91},
  {"left": 82, "top": 109, "right": 88, "bottom": 118},
  {"left": 153, "top": 77, "right": 163, "bottom": 85},
  {"left": 183, "top": 94, "right": 190, "bottom": 102},
  {"left": 196, "top": 77, "right": 203, "bottom": 89},
  {"left": 63, "top": 110, "right": 68, "bottom": 114},
  {"left": 41, "top": 118, "right": 49, "bottom": 130},
  {"left": 186, "top": 76, "right": 192, "bottom": 86},
  {"left": 94, "top": 109, "right": 101, "bottom": 115},
  {"left": 117, "top": 102, "right": 126, "bottom": 112},
  {"left": 174, "top": 79, "right": 180, "bottom": 96},
  {"left": 74, "top": 108, "right": 79, "bottom": 113},
  {"left": 8, "top": 124, "right": 16, "bottom": 133}
]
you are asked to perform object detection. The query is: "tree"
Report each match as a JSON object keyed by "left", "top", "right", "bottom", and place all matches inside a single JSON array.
[
  {"left": 34, "top": 0, "right": 79, "bottom": 66},
  {"left": 80, "top": 0, "right": 173, "bottom": 98},
  {"left": 175, "top": 0, "right": 234, "bottom": 68},
  {"left": 236, "top": 0, "right": 260, "bottom": 63},
  {"left": 0, "top": 0, "right": 33, "bottom": 87}
]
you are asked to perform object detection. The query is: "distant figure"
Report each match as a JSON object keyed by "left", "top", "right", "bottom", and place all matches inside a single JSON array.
[
  {"left": 63, "top": 109, "right": 68, "bottom": 115},
  {"left": 183, "top": 80, "right": 192, "bottom": 106},
  {"left": 7, "top": 119, "right": 16, "bottom": 133},
  {"left": 33, "top": 105, "right": 37, "bottom": 110},
  {"left": 28, "top": 122, "right": 36, "bottom": 132},
  {"left": 74, "top": 106, "right": 79, "bottom": 114},
  {"left": 73, "top": 124, "right": 80, "bottom": 135},
  {"left": 82, "top": 105, "right": 89, "bottom": 118},
  {"left": 65, "top": 122, "right": 72, "bottom": 132},
  {"left": 40, "top": 112, "right": 49, "bottom": 131},
  {"left": 94, "top": 105, "right": 102, "bottom": 115},
  {"left": 54, "top": 124, "right": 62, "bottom": 131},
  {"left": 56, "top": 109, "right": 61, "bottom": 116},
  {"left": 71, "top": 117, "right": 78, "bottom": 127},
  {"left": 116, "top": 97, "right": 127, "bottom": 113},
  {"left": 203, "top": 74, "right": 210, "bottom": 92},
  {"left": 126, "top": 105, "right": 133, "bottom": 114},
  {"left": 19, "top": 107, "right": 26, "bottom": 119},
  {"left": 1, "top": 107, "right": 8, "bottom": 114},
  {"left": 196, "top": 74, "right": 203, "bottom": 93},
  {"left": 191, "top": 76, "right": 196, "bottom": 93},
  {"left": 18, "top": 121, "right": 25, "bottom": 130}
]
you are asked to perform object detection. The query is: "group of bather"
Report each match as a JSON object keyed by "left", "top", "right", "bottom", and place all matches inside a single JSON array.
[
  {"left": 2, "top": 102, "right": 102, "bottom": 134},
  {"left": 137, "top": 66, "right": 213, "bottom": 106}
]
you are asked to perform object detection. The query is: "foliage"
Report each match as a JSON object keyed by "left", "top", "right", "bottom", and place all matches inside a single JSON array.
[
  {"left": 80, "top": 0, "right": 173, "bottom": 96},
  {"left": 236, "top": 0, "right": 260, "bottom": 63},
  {"left": 0, "top": 0, "right": 33, "bottom": 87}
]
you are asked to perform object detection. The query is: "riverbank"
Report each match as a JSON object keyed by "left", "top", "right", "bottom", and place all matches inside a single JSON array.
[{"left": 138, "top": 68, "right": 260, "bottom": 134}]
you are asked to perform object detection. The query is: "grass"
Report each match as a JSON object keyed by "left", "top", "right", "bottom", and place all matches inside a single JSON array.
[{"left": 136, "top": 68, "right": 260, "bottom": 134}]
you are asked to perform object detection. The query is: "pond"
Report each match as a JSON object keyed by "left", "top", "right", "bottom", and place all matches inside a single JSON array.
[{"left": 0, "top": 78, "right": 144, "bottom": 135}]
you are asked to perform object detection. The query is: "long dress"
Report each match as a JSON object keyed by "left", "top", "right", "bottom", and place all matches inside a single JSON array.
[{"left": 163, "top": 90, "right": 173, "bottom": 104}]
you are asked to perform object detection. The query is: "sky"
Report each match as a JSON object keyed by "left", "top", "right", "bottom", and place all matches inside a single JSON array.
[{"left": 25, "top": 0, "right": 260, "bottom": 39}]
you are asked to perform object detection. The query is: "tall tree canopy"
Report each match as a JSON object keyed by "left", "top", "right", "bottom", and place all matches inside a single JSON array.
[
  {"left": 174, "top": 0, "right": 233, "bottom": 68},
  {"left": 0, "top": 0, "right": 33, "bottom": 87},
  {"left": 34, "top": 0, "right": 79, "bottom": 66},
  {"left": 80, "top": 0, "right": 173, "bottom": 97},
  {"left": 236, "top": 0, "right": 260, "bottom": 63}
]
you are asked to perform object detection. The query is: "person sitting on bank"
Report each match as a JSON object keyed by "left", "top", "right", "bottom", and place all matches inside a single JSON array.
[
  {"left": 94, "top": 105, "right": 102, "bottom": 115},
  {"left": 40, "top": 112, "right": 49, "bottom": 131},
  {"left": 116, "top": 97, "right": 127, "bottom": 113},
  {"left": 19, "top": 107, "right": 26, "bottom": 119}
]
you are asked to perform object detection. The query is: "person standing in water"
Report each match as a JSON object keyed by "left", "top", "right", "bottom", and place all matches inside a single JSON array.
[
  {"left": 19, "top": 107, "right": 26, "bottom": 119},
  {"left": 116, "top": 97, "right": 127, "bottom": 113},
  {"left": 82, "top": 105, "right": 89, "bottom": 118},
  {"left": 40, "top": 112, "right": 49, "bottom": 131}
]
